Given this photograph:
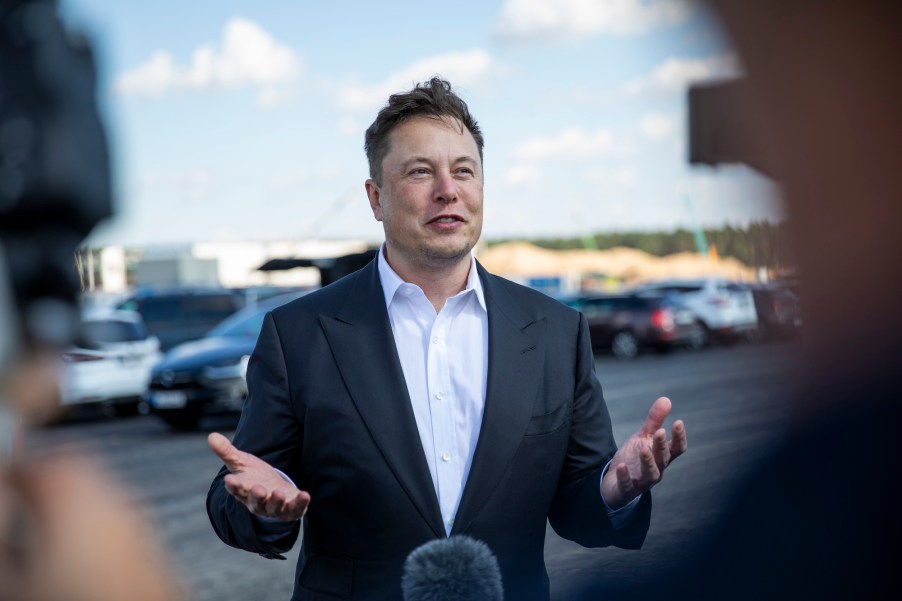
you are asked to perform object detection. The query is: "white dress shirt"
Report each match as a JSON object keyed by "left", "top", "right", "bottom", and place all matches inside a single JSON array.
[
  {"left": 256, "top": 246, "right": 638, "bottom": 539},
  {"left": 378, "top": 247, "right": 488, "bottom": 535}
]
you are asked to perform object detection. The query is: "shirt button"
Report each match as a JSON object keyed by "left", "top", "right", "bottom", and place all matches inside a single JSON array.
[
  {"left": 441, "top": 452, "right": 450, "bottom": 462},
  {"left": 435, "top": 392, "right": 444, "bottom": 401},
  {"left": 431, "top": 335, "right": 439, "bottom": 344}
]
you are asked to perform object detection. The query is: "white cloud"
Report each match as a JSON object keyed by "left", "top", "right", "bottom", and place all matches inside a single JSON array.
[
  {"left": 513, "top": 127, "right": 632, "bottom": 161},
  {"left": 624, "top": 53, "right": 741, "bottom": 96},
  {"left": 257, "top": 85, "right": 299, "bottom": 109},
  {"left": 503, "top": 164, "right": 542, "bottom": 187},
  {"left": 640, "top": 112, "right": 680, "bottom": 140},
  {"left": 114, "top": 18, "right": 302, "bottom": 106},
  {"left": 337, "top": 49, "right": 494, "bottom": 111},
  {"left": 496, "top": 0, "right": 694, "bottom": 41}
]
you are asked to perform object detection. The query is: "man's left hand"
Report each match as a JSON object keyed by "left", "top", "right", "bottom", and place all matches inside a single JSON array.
[{"left": 600, "top": 396, "right": 687, "bottom": 509}]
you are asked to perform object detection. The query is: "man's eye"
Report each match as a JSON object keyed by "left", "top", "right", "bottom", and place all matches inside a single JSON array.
[{"left": 410, "top": 168, "right": 428, "bottom": 175}]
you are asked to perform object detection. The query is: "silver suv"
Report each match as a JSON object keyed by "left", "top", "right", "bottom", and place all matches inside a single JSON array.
[{"left": 632, "top": 278, "right": 758, "bottom": 345}]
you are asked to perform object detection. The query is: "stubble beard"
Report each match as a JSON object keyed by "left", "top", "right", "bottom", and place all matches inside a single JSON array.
[{"left": 418, "top": 238, "right": 474, "bottom": 268}]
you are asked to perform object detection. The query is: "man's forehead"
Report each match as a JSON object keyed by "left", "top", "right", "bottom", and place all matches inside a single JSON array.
[{"left": 386, "top": 116, "right": 479, "bottom": 158}]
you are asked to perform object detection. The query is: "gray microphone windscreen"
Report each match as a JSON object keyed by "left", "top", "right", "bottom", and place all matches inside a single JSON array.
[{"left": 402, "top": 535, "right": 503, "bottom": 601}]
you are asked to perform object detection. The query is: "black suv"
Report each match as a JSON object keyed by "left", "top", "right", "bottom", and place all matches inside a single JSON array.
[{"left": 116, "top": 287, "right": 245, "bottom": 351}]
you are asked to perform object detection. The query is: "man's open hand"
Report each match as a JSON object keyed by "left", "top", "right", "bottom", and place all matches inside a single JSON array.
[
  {"left": 600, "top": 397, "right": 687, "bottom": 509},
  {"left": 208, "top": 432, "right": 310, "bottom": 521}
]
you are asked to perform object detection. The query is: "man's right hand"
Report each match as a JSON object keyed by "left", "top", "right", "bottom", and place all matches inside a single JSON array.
[{"left": 208, "top": 432, "right": 310, "bottom": 521}]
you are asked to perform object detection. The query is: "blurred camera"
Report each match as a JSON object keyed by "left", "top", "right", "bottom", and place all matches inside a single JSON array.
[{"left": 1, "top": 0, "right": 112, "bottom": 370}]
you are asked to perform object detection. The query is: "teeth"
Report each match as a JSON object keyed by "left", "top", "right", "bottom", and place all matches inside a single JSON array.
[{"left": 435, "top": 217, "right": 456, "bottom": 223}]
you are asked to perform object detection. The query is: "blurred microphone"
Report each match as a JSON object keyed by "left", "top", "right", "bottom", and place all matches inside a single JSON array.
[{"left": 401, "top": 535, "right": 503, "bottom": 601}]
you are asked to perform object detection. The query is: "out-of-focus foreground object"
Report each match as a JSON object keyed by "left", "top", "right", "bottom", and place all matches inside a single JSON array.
[
  {"left": 0, "top": 455, "right": 186, "bottom": 601},
  {"left": 1, "top": 2, "right": 185, "bottom": 600},
  {"left": 693, "top": 0, "right": 902, "bottom": 404},
  {"left": 0, "top": 0, "right": 112, "bottom": 372}
]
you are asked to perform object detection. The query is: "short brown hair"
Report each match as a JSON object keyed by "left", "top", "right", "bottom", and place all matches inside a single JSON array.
[{"left": 364, "top": 77, "right": 484, "bottom": 186}]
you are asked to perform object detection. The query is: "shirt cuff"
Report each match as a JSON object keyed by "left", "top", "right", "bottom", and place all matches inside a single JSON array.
[{"left": 599, "top": 459, "right": 642, "bottom": 530}]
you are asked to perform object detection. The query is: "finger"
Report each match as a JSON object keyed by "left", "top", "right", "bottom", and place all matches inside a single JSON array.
[
  {"left": 641, "top": 397, "right": 672, "bottom": 436},
  {"left": 223, "top": 474, "right": 249, "bottom": 501},
  {"left": 208, "top": 433, "right": 242, "bottom": 470},
  {"left": 265, "top": 489, "right": 287, "bottom": 516},
  {"left": 653, "top": 428, "right": 670, "bottom": 471},
  {"left": 615, "top": 463, "right": 634, "bottom": 499},
  {"left": 247, "top": 484, "right": 269, "bottom": 516},
  {"left": 640, "top": 446, "right": 660, "bottom": 484},
  {"left": 670, "top": 419, "right": 688, "bottom": 459},
  {"left": 279, "top": 490, "right": 312, "bottom": 521}
]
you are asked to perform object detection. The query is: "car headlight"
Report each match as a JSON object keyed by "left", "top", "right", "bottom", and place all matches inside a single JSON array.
[{"left": 203, "top": 359, "right": 246, "bottom": 381}]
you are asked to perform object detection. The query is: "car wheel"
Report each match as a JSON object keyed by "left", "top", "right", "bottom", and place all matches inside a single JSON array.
[
  {"left": 687, "top": 323, "right": 710, "bottom": 350},
  {"left": 611, "top": 330, "right": 639, "bottom": 359}
]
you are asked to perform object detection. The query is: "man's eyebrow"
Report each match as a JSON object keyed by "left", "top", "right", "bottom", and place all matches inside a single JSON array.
[
  {"left": 399, "top": 155, "right": 480, "bottom": 169},
  {"left": 400, "top": 156, "right": 432, "bottom": 169}
]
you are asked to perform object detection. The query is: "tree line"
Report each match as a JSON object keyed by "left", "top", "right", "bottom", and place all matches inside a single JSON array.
[{"left": 488, "top": 220, "right": 796, "bottom": 272}]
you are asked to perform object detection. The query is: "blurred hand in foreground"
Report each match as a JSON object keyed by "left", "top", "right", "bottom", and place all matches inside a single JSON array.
[{"left": 0, "top": 454, "right": 186, "bottom": 601}]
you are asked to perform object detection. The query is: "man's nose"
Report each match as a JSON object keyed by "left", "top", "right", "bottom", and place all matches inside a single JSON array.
[{"left": 433, "top": 172, "right": 458, "bottom": 203}]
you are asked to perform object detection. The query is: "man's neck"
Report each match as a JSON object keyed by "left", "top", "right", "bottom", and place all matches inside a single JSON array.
[{"left": 383, "top": 247, "right": 472, "bottom": 313}]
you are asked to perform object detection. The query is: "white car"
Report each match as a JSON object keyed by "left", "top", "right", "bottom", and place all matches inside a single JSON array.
[
  {"left": 632, "top": 278, "right": 759, "bottom": 345},
  {"left": 59, "top": 310, "right": 162, "bottom": 416}
]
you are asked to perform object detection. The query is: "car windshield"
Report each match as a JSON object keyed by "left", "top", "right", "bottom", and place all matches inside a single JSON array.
[
  {"left": 81, "top": 319, "right": 147, "bottom": 345},
  {"left": 206, "top": 291, "right": 307, "bottom": 339},
  {"left": 208, "top": 309, "right": 267, "bottom": 338}
]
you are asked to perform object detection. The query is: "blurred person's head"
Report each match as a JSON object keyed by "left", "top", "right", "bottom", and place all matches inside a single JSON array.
[{"left": 704, "top": 0, "right": 902, "bottom": 412}]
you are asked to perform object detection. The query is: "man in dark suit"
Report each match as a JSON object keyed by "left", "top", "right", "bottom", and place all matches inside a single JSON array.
[{"left": 206, "top": 77, "right": 686, "bottom": 601}]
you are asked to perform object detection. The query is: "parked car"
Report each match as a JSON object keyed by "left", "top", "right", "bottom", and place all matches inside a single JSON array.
[
  {"left": 752, "top": 285, "right": 803, "bottom": 339},
  {"left": 632, "top": 278, "right": 758, "bottom": 344},
  {"left": 59, "top": 310, "right": 162, "bottom": 416},
  {"left": 146, "top": 290, "right": 308, "bottom": 430},
  {"left": 116, "top": 286, "right": 245, "bottom": 351},
  {"left": 562, "top": 294, "right": 705, "bottom": 359}
]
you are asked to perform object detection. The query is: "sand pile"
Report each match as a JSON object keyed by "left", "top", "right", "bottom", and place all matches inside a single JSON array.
[{"left": 476, "top": 241, "right": 757, "bottom": 283}]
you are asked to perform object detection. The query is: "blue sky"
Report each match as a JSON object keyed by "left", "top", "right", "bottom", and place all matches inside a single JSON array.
[{"left": 60, "top": 0, "right": 783, "bottom": 247}]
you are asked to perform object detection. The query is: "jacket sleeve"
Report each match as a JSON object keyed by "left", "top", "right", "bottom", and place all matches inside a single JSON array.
[
  {"left": 547, "top": 312, "right": 651, "bottom": 549},
  {"left": 206, "top": 311, "right": 303, "bottom": 559}
]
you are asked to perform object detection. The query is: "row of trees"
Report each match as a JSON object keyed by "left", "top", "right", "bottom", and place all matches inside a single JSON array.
[{"left": 488, "top": 221, "right": 796, "bottom": 272}]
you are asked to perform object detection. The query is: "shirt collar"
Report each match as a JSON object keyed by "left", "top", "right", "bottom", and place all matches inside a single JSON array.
[{"left": 377, "top": 242, "right": 487, "bottom": 312}]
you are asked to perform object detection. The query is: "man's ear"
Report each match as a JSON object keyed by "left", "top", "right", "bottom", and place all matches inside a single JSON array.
[{"left": 365, "top": 179, "right": 384, "bottom": 221}]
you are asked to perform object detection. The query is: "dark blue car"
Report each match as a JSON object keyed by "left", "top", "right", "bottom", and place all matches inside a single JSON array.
[{"left": 147, "top": 290, "right": 308, "bottom": 430}]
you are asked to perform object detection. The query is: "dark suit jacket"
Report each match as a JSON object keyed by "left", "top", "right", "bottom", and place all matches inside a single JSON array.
[{"left": 207, "top": 259, "right": 650, "bottom": 601}]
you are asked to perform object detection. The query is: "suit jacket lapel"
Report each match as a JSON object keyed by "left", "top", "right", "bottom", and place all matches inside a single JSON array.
[
  {"left": 318, "top": 260, "right": 445, "bottom": 538},
  {"left": 453, "top": 263, "right": 545, "bottom": 534}
]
